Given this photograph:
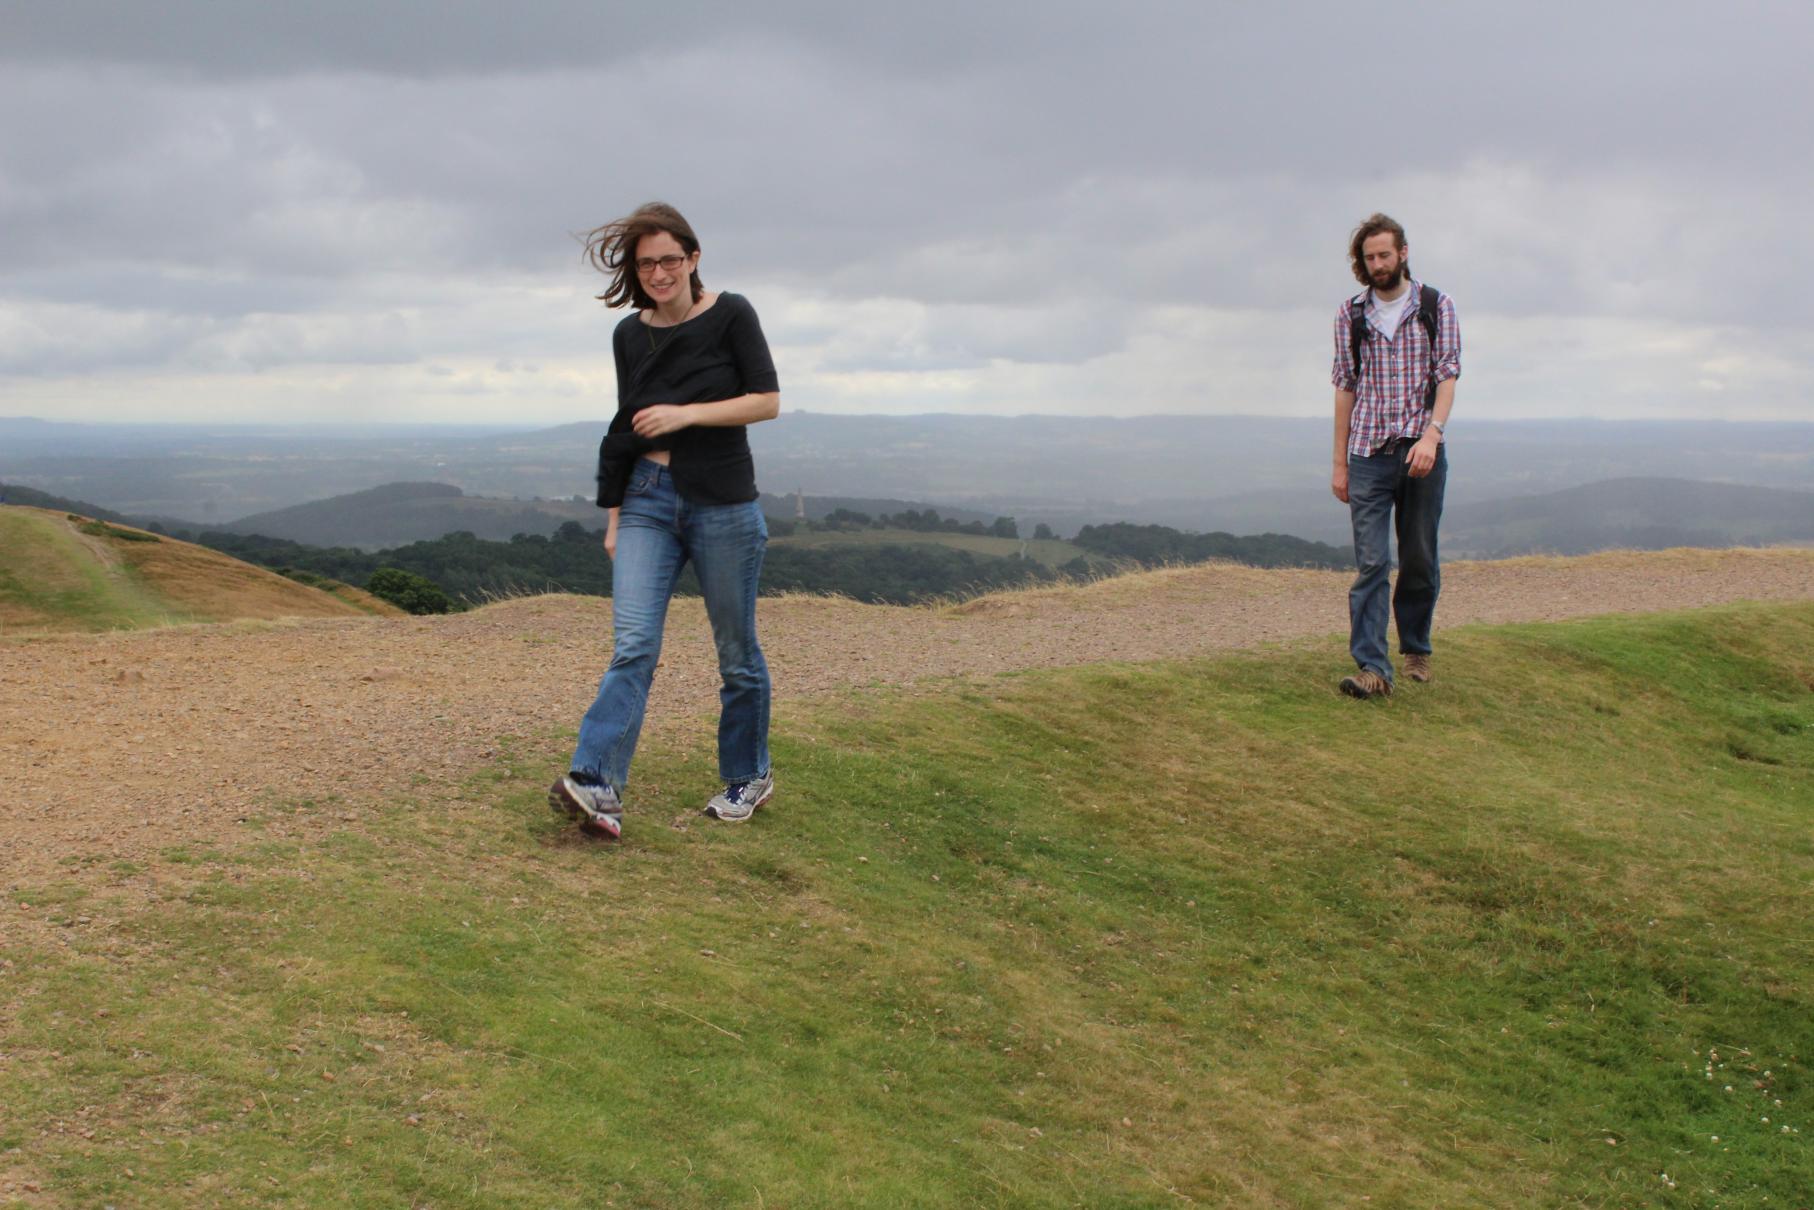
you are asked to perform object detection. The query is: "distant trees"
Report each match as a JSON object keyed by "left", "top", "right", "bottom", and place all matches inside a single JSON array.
[
  {"left": 777, "top": 508, "right": 1020, "bottom": 540},
  {"left": 865, "top": 508, "right": 1018, "bottom": 538},
  {"left": 1033, "top": 522, "right": 1056, "bottom": 541},
  {"left": 184, "top": 523, "right": 1055, "bottom": 609},
  {"left": 1072, "top": 523, "right": 1348, "bottom": 570},
  {"left": 366, "top": 567, "right": 452, "bottom": 615},
  {"left": 761, "top": 544, "right": 1054, "bottom": 602},
  {"left": 176, "top": 512, "right": 1348, "bottom": 615},
  {"left": 821, "top": 508, "right": 873, "bottom": 530}
]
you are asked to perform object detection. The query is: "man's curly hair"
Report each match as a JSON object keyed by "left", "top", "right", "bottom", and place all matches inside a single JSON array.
[{"left": 1348, "top": 213, "right": 1407, "bottom": 287}]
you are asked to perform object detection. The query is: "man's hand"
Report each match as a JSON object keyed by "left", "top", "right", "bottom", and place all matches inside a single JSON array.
[
  {"left": 1406, "top": 431, "right": 1440, "bottom": 478},
  {"left": 631, "top": 405, "right": 690, "bottom": 440},
  {"left": 1331, "top": 463, "right": 1350, "bottom": 504}
]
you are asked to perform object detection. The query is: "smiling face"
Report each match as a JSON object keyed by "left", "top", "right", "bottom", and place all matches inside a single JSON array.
[
  {"left": 1361, "top": 231, "right": 1408, "bottom": 291},
  {"left": 635, "top": 231, "right": 700, "bottom": 310}
]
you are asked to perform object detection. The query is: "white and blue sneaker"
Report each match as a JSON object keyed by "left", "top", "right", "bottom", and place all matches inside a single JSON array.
[
  {"left": 704, "top": 771, "right": 774, "bottom": 822},
  {"left": 548, "top": 775, "right": 623, "bottom": 838}
]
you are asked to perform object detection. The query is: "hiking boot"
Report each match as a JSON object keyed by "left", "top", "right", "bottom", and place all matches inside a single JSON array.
[
  {"left": 1403, "top": 653, "right": 1432, "bottom": 683},
  {"left": 704, "top": 771, "right": 774, "bottom": 822},
  {"left": 1339, "top": 669, "right": 1392, "bottom": 699},
  {"left": 548, "top": 775, "right": 623, "bottom": 838}
]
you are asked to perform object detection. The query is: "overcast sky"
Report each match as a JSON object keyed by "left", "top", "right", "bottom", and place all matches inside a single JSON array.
[{"left": 2, "top": 0, "right": 1810, "bottom": 426}]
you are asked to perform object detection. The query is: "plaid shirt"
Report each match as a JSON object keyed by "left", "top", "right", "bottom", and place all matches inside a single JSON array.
[{"left": 1331, "top": 279, "right": 1461, "bottom": 456}]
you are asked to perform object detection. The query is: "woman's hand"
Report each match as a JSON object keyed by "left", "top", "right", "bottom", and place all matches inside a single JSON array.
[
  {"left": 604, "top": 510, "right": 619, "bottom": 560},
  {"left": 631, "top": 405, "right": 691, "bottom": 440}
]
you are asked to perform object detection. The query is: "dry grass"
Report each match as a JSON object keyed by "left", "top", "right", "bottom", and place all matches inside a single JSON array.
[
  {"left": 112, "top": 519, "right": 395, "bottom": 623},
  {"left": 939, "top": 559, "right": 1298, "bottom": 615}
]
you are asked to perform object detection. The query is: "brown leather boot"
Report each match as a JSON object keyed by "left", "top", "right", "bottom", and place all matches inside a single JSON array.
[{"left": 1403, "top": 653, "right": 1432, "bottom": 683}]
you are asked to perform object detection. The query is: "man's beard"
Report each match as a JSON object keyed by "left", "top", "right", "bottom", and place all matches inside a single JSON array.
[{"left": 1370, "top": 262, "right": 1407, "bottom": 290}]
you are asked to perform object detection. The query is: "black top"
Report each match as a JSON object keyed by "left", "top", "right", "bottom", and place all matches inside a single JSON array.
[{"left": 594, "top": 292, "right": 779, "bottom": 508}]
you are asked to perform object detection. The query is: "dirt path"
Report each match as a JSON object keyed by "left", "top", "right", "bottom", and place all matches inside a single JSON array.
[
  {"left": 59, "top": 513, "right": 119, "bottom": 572},
  {"left": 4, "top": 548, "right": 1812, "bottom": 896}
]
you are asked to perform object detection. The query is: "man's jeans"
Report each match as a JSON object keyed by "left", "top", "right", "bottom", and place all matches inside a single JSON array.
[
  {"left": 1347, "top": 441, "right": 1447, "bottom": 683},
  {"left": 570, "top": 460, "right": 770, "bottom": 794}
]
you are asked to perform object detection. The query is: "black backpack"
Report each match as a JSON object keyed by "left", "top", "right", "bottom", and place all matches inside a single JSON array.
[{"left": 1349, "top": 284, "right": 1441, "bottom": 407}]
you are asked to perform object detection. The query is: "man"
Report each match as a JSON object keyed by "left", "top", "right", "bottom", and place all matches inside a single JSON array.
[{"left": 1330, "top": 213, "right": 1461, "bottom": 699}]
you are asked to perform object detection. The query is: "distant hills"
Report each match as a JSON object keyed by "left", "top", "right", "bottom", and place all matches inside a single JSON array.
[
  {"left": 5, "top": 415, "right": 1812, "bottom": 533},
  {"left": 1445, "top": 478, "right": 1814, "bottom": 557},
  {"left": 9, "top": 422, "right": 1814, "bottom": 564},
  {"left": 214, "top": 482, "right": 597, "bottom": 549},
  {"left": 207, "top": 481, "right": 1003, "bottom": 550},
  {"left": 0, "top": 505, "right": 398, "bottom": 633},
  {"left": 191, "top": 475, "right": 1814, "bottom": 563},
  {"left": 0, "top": 481, "right": 134, "bottom": 525}
]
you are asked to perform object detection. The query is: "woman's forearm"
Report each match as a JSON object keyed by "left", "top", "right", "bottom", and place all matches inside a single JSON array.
[
  {"left": 683, "top": 392, "right": 781, "bottom": 427},
  {"left": 629, "top": 393, "right": 782, "bottom": 440}
]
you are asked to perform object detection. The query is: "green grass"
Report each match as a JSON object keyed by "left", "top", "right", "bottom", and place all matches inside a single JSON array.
[
  {"left": 75, "top": 517, "right": 162, "bottom": 543},
  {"left": 773, "top": 527, "right": 1097, "bottom": 569},
  {"left": 2, "top": 604, "right": 1811, "bottom": 1206},
  {"left": 0, "top": 508, "right": 181, "bottom": 630}
]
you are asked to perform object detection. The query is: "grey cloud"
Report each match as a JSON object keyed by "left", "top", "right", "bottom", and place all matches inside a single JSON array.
[
  {"left": 8, "top": 1, "right": 1807, "bottom": 168},
  {"left": 5, "top": 264, "right": 340, "bottom": 317},
  {"left": 2, "top": 0, "right": 1810, "bottom": 417}
]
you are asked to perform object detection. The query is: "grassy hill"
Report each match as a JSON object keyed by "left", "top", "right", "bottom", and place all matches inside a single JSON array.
[
  {"left": 3, "top": 599, "right": 1810, "bottom": 1203},
  {"left": 0, "top": 505, "right": 399, "bottom": 632}
]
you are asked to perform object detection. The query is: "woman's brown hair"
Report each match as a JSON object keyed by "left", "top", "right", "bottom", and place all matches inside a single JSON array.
[
  {"left": 582, "top": 202, "right": 705, "bottom": 309},
  {"left": 1347, "top": 212, "right": 1407, "bottom": 287}
]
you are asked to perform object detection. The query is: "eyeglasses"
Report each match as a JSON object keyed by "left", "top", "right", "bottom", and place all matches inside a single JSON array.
[{"left": 635, "top": 254, "right": 689, "bottom": 276}]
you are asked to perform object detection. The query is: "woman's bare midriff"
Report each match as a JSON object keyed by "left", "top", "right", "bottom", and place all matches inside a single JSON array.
[{"left": 645, "top": 449, "right": 672, "bottom": 466}]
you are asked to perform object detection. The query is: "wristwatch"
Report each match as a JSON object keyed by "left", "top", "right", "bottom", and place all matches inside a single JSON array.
[{"left": 1429, "top": 419, "right": 1446, "bottom": 436}]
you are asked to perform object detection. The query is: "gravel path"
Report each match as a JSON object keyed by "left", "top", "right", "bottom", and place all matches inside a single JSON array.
[{"left": 4, "top": 548, "right": 1812, "bottom": 896}]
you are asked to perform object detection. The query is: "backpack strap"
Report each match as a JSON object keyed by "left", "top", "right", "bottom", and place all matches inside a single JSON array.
[
  {"left": 1347, "top": 294, "right": 1368, "bottom": 389},
  {"left": 1418, "top": 284, "right": 1441, "bottom": 408}
]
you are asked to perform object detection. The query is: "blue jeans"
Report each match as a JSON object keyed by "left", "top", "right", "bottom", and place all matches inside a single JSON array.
[
  {"left": 570, "top": 460, "right": 770, "bottom": 794},
  {"left": 1347, "top": 441, "right": 1447, "bottom": 683}
]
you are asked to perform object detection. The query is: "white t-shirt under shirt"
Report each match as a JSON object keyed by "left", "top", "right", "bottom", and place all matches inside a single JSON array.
[{"left": 1369, "top": 284, "right": 1413, "bottom": 342}]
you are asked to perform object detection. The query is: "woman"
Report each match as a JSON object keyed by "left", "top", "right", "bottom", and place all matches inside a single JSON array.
[{"left": 549, "top": 202, "right": 781, "bottom": 838}]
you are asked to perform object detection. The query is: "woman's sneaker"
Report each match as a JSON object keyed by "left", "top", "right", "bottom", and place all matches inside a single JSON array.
[
  {"left": 1339, "top": 669, "right": 1392, "bottom": 700},
  {"left": 704, "top": 771, "right": 774, "bottom": 822},
  {"left": 548, "top": 775, "right": 623, "bottom": 838}
]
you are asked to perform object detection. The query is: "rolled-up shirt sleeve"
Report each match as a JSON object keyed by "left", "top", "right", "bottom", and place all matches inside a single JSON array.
[
  {"left": 1432, "top": 293, "right": 1461, "bottom": 385},
  {"left": 726, "top": 295, "right": 780, "bottom": 394},
  {"left": 1331, "top": 305, "right": 1358, "bottom": 391}
]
